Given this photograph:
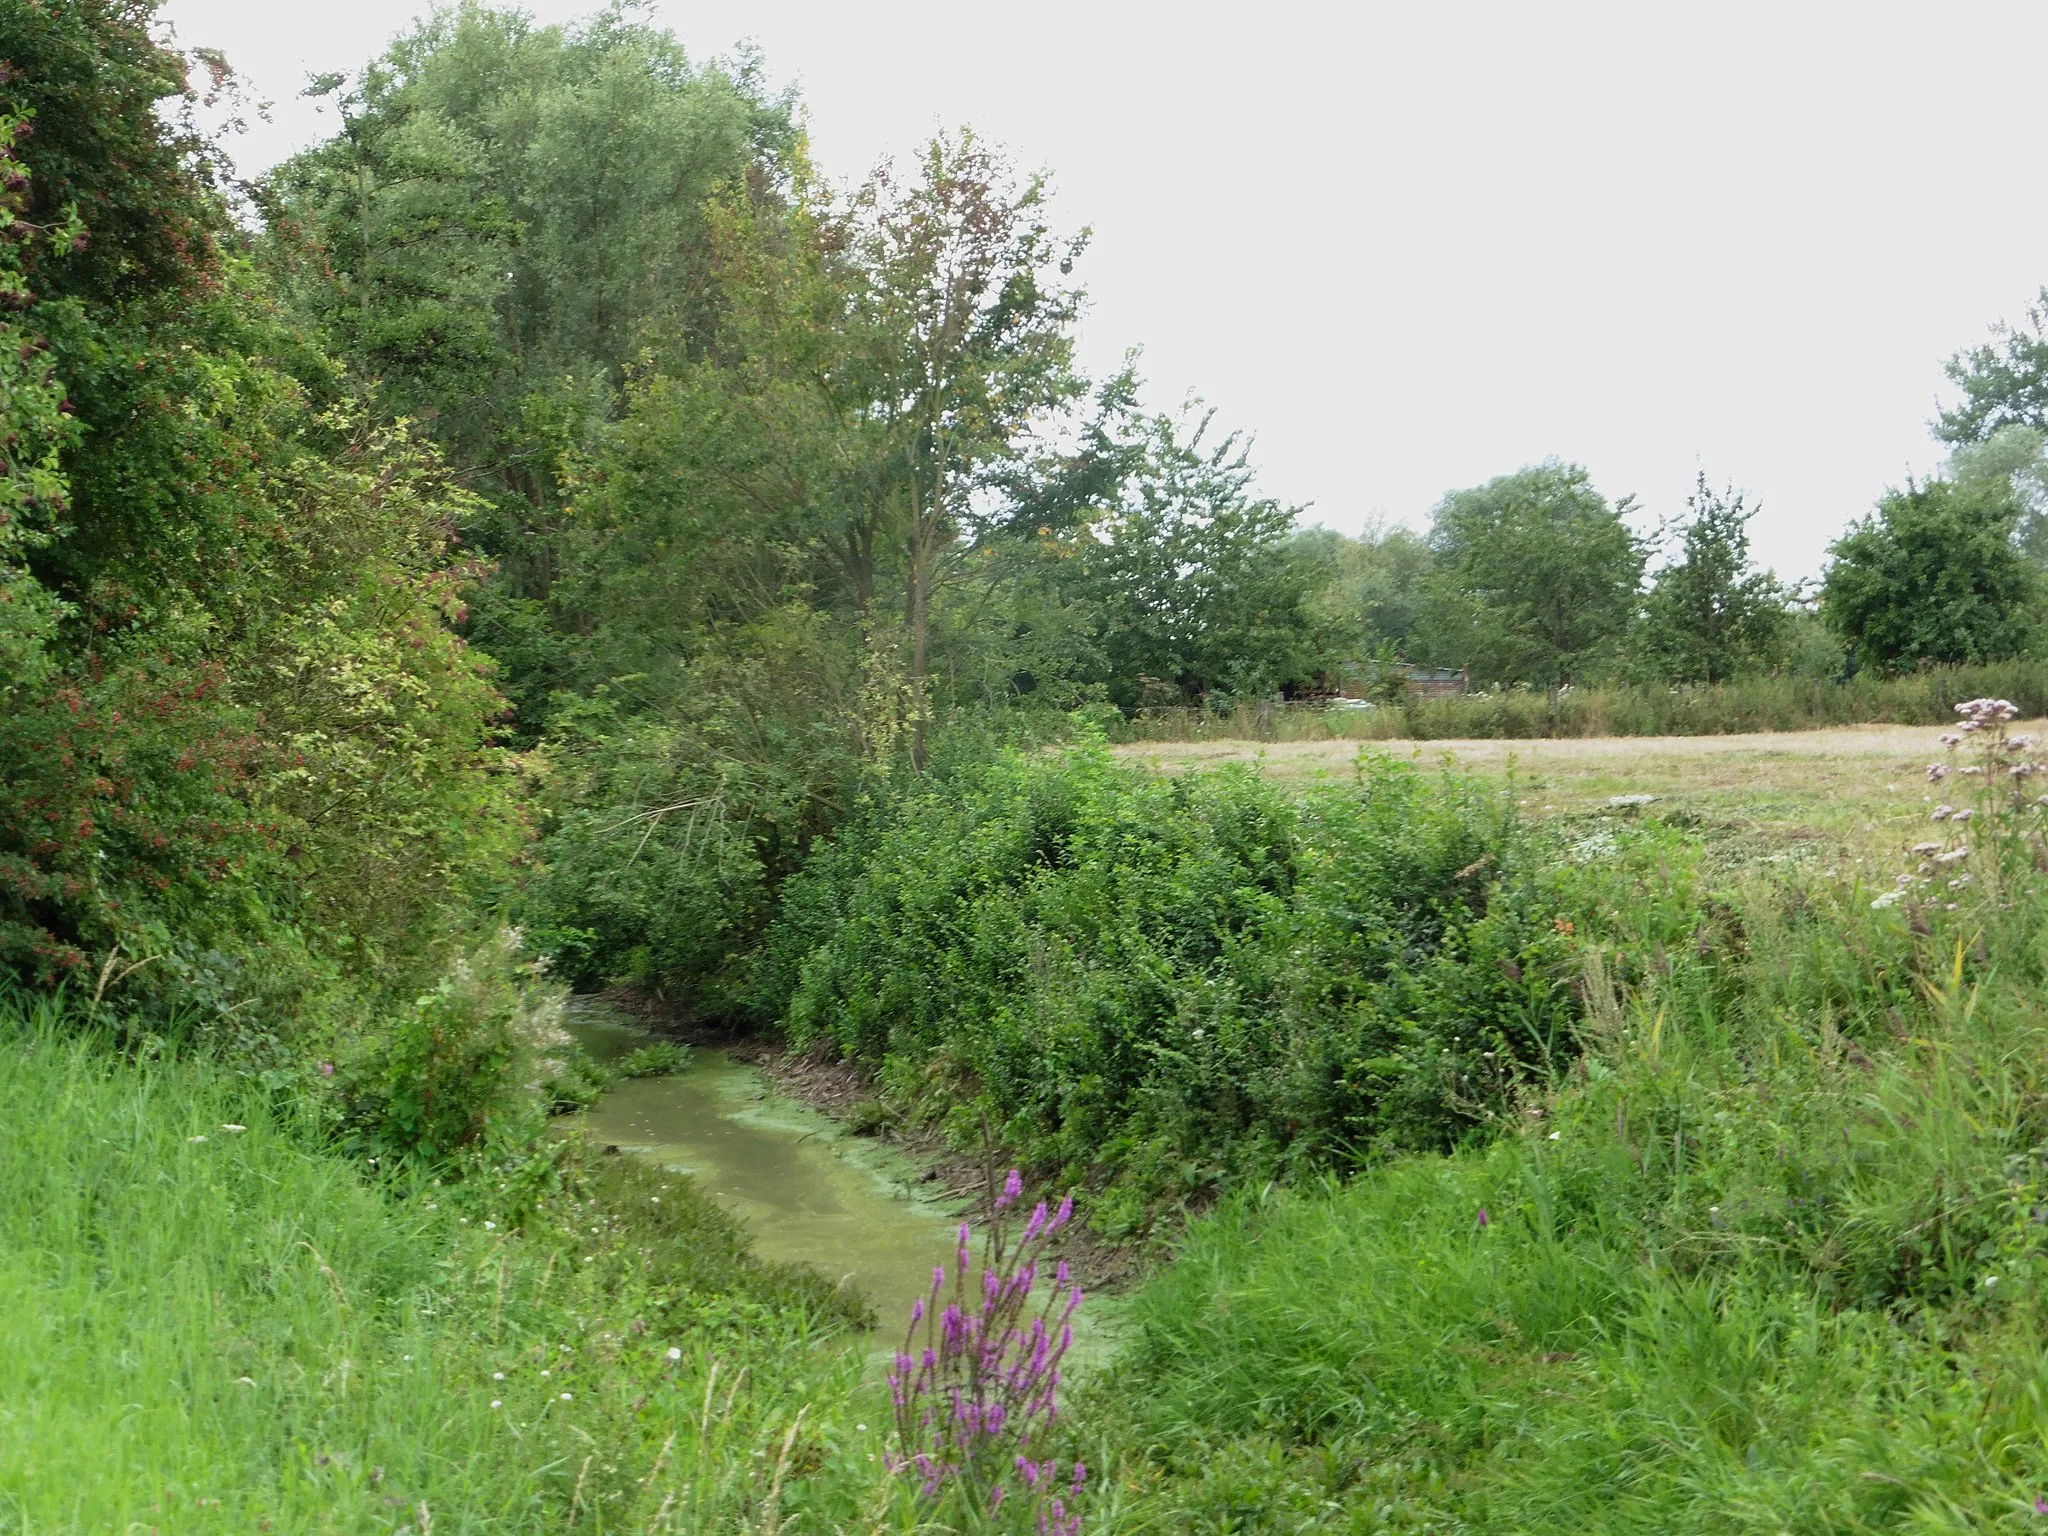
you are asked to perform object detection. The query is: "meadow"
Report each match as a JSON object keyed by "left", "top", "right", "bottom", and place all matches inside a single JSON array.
[
  {"left": 12, "top": 713, "right": 2048, "bottom": 1533},
  {"left": 1071, "top": 709, "right": 2048, "bottom": 1531}
]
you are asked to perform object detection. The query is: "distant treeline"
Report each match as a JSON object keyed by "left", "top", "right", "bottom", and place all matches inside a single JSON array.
[{"left": 1119, "top": 661, "right": 2048, "bottom": 743}]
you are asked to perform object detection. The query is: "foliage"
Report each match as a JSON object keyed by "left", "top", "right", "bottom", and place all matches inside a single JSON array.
[
  {"left": 1423, "top": 461, "right": 1646, "bottom": 689},
  {"left": 1822, "top": 477, "right": 2039, "bottom": 672},
  {"left": 260, "top": 3, "right": 799, "bottom": 608},
  {"left": 617, "top": 1039, "right": 691, "bottom": 1078},
  {"left": 1938, "top": 285, "right": 2048, "bottom": 446},
  {"left": 0, "top": 1, "right": 520, "bottom": 1027},
  {"left": 338, "top": 929, "right": 567, "bottom": 1165},
  {"left": 1947, "top": 422, "right": 2048, "bottom": 566},
  {"left": 1292, "top": 516, "right": 1433, "bottom": 660},
  {"left": 1117, "top": 659, "right": 2048, "bottom": 743},
  {"left": 1044, "top": 401, "right": 1322, "bottom": 710},
  {"left": 760, "top": 741, "right": 1600, "bottom": 1217},
  {"left": 516, "top": 700, "right": 783, "bottom": 1006},
  {"left": 0, "top": 996, "right": 905, "bottom": 1533},
  {"left": 1079, "top": 721, "right": 2048, "bottom": 1533},
  {"left": 1632, "top": 474, "right": 1792, "bottom": 684}
]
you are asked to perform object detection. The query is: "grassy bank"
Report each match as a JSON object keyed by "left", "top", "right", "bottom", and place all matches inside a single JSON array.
[
  {"left": 1119, "top": 661, "right": 2048, "bottom": 743},
  {"left": 0, "top": 997, "right": 902, "bottom": 1533},
  {"left": 1074, "top": 718, "right": 2048, "bottom": 1530}
]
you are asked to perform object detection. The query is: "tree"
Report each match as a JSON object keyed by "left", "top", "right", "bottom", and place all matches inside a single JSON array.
[
  {"left": 1422, "top": 463, "right": 1644, "bottom": 689},
  {"left": 261, "top": 4, "right": 799, "bottom": 597},
  {"left": 1821, "top": 479, "right": 2038, "bottom": 672},
  {"left": 1633, "top": 475, "right": 1790, "bottom": 684},
  {"left": 1938, "top": 290, "right": 2048, "bottom": 447},
  {"left": 0, "top": 0, "right": 517, "bottom": 1003},
  {"left": 1056, "top": 404, "right": 1317, "bottom": 710},
  {"left": 1291, "top": 517, "right": 1432, "bottom": 662}
]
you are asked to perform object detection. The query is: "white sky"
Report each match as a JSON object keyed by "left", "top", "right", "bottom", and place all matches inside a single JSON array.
[{"left": 157, "top": 0, "right": 2048, "bottom": 581}]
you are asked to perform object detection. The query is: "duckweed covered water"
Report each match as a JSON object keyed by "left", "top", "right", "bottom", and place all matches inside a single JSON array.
[{"left": 562, "top": 1007, "right": 967, "bottom": 1336}]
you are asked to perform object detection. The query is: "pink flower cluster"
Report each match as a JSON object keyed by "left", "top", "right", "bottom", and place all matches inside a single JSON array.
[{"left": 888, "top": 1168, "right": 1085, "bottom": 1532}]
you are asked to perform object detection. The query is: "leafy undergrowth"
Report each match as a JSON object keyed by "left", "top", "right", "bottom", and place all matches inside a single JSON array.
[
  {"left": 0, "top": 998, "right": 906, "bottom": 1533},
  {"left": 1080, "top": 726, "right": 2048, "bottom": 1531},
  {"left": 759, "top": 743, "right": 1658, "bottom": 1230}
]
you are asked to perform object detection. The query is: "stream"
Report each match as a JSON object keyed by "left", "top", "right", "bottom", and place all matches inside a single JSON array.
[{"left": 561, "top": 1005, "right": 972, "bottom": 1340}]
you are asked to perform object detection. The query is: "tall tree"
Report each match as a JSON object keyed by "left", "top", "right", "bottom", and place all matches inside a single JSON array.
[
  {"left": 1633, "top": 475, "right": 1790, "bottom": 684},
  {"left": 1938, "top": 290, "right": 2048, "bottom": 447},
  {"left": 1291, "top": 516, "right": 1432, "bottom": 662},
  {"left": 0, "top": 0, "right": 517, "bottom": 998},
  {"left": 1052, "top": 403, "right": 1316, "bottom": 710},
  {"left": 1822, "top": 479, "right": 2038, "bottom": 672},
  {"left": 1422, "top": 463, "right": 1644, "bottom": 689},
  {"left": 260, "top": 3, "right": 799, "bottom": 597}
]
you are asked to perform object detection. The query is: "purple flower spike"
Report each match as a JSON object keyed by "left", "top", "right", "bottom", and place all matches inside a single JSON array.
[{"left": 887, "top": 1176, "right": 1088, "bottom": 1525}]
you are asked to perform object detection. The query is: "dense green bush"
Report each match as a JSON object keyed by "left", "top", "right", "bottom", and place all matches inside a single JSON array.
[
  {"left": 759, "top": 742, "right": 1609, "bottom": 1216},
  {"left": 519, "top": 702, "right": 778, "bottom": 1009},
  {"left": 1082, "top": 792, "right": 2048, "bottom": 1531}
]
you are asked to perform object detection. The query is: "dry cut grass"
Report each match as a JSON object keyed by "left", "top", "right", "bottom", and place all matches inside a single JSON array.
[{"left": 1114, "top": 719, "right": 2039, "bottom": 868}]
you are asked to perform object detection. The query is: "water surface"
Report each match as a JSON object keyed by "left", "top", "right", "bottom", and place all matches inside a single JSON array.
[{"left": 562, "top": 1008, "right": 966, "bottom": 1338}]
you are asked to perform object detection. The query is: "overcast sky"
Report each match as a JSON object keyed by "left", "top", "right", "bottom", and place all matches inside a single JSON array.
[{"left": 157, "top": 0, "right": 2048, "bottom": 580}]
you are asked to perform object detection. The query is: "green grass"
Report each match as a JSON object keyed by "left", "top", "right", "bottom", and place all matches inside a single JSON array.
[
  {"left": 0, "top": 996, "right": 902, "bottom": 1534},
  {"left": 1081, "top": 826, "right": 2048, "bottom": 1530}
]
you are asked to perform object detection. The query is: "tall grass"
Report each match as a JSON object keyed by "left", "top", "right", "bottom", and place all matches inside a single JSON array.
[
  {"left": 0, "top": 996, "right": 903, "bottom": 1533},
  {"left": 1081, "top": 749, "right": 2048, "bottom": 1530},
  {"left": 1119, "top": 660, "right": 2048, "bottom": 742}
]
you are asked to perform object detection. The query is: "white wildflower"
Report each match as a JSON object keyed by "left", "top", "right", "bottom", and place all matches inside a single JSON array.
[
  {"left": 218, "top": 1124, "right": 246, "bottom": 1134},
  {"left": 1937, "top": 847, "right": 1970, "bottom": 864},
  {"left": 666, "top": 1346, "right": 682, "bottom": 1362},
  {"left": 1870, "top": 892, "right": 1902, "bottom": 909}
]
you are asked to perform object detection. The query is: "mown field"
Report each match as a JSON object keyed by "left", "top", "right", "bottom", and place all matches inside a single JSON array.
[{"left": 1119, "top": 720, "right": 1986, "bottom": 855}]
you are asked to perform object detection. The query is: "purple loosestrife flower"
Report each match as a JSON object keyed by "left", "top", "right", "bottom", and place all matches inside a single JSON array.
[{"left": 890, "top": 1170, "right": 1088, "bottom": 1529}]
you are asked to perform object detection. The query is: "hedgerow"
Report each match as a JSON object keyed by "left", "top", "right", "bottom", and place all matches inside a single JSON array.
[{"left": 758, "top": 742, "right": 1643, "bottom": 1221}]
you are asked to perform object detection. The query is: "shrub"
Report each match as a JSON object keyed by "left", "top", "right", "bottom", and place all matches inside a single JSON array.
[
  {"left": 520, "top": 702, "right": 771, "bottom": 1010},
  {"left": 339, "top": 929, "right": 567, "bottom": 1164},
  {"left": 617, "top": 1040, "right": 691, "bottom": 1078},
  {"left": 759, "top": 743, "right": 1598, "bottom": 1210}
]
